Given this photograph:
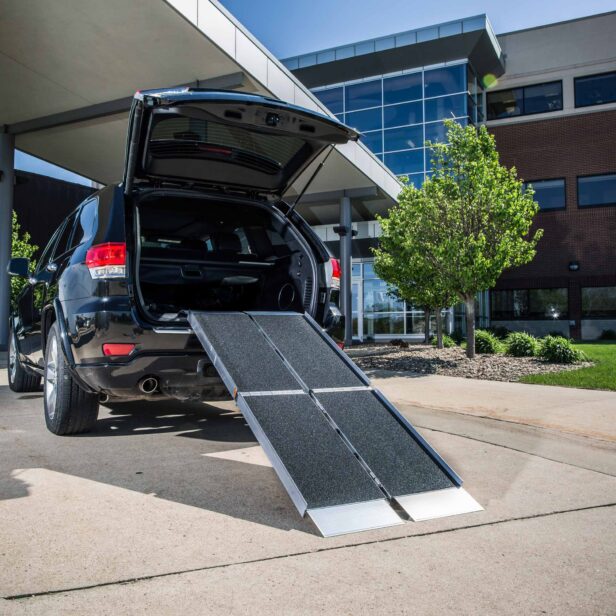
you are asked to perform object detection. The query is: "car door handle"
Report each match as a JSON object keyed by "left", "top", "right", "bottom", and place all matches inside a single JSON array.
[{"left": 46, "top": 262, "right": 58, "bottom": 273}]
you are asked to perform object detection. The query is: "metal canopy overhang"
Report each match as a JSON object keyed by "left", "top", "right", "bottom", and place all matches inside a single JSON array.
[{"left": 0, "top": 0, "right": 400, "bottom": 212}]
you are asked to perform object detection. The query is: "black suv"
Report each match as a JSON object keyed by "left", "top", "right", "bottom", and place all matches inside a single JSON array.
[{"left": 7, "top": 89, "right": 353, "bottom": 435}]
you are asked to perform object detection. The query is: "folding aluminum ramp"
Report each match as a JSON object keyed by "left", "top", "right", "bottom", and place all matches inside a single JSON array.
[{"left": 188, "top": 311, "right": 482, "bottom": 537}]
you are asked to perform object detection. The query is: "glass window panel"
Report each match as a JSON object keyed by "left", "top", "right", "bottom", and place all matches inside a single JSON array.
[
  {"left": 405, "top": 310, "right": 426, "bottom": 334},
  {"left": 405, "top": 173, "right": 424, "bottom": 189},
  {"left": 313, "top": 87, "right": 344, "bottom": 114},
  {"left": 575, "top": 71, "right": 616, "bottom": 108},
  {"left": 72, "top": 199, "right": 98, "bottom": 247},
  {"left": 525, "top": 179, "right": 566, "bottom": 211},
  {"left": 384, "top": 149, "right": 424, "bottom": 175},
  {"left": 383, "top": 101, "right": 423, "bottom": 128},
  {"left": 352, "top": 263, "right": 362, "bottom": 277},
  {"left": 383, "top": 72, "right": 422, "bottom": 105},
  {"left": 424, "top": 65, "right": 466, "bottom": 98},
  {"left": 363, "top": 278, "right": 404, "bottom": 313},
  {"left": 363, "top": 262, "right": 376, "bottom": 278},
  {"left": 487, "top": 88, "right": 524, "bottom": 120},
  {"left": 384, "top": 125, "right": 423, "bottom": 151},
  {"left": 578, "top": 174, "right": 616, "bottom": 207},
  {"left": 364, "top": 313, "right": 405, "bottom": 336},
  {"left": 425, "top": 94, "right": 466, "bottom": 122},
  {"left": 582, "top": 286, "right": 616, "bottom": 318},
  {"left": 524, "top": 81, "right": 562, "bottom": 114},
  {"left": 359, "top": 131, "right": 383, "bottom": 153},
  {"left": 528, "top": 289, "right": 568, "bottom": 319},
  {"left": 345, "top": 107, "right": 382, "bottom": 132},
  {"left": 345, "top": 79, "right": 382, "bottom": 111},
  {"left": 424, "top": 121, "right": 447, "bottom": 144}
]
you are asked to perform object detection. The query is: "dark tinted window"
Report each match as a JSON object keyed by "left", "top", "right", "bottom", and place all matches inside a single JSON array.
[
  {"left": 345, "top": 79, "right": 381, "bottom": 111},
  {"left": 582, "top": 286, "right": 616, "bottom": 318},
  {"left": 525, "top": 179, "right": 565, "bottom": 211},
  {"left": 383, "top": 72, "right": 422, "bottom": 105},
  {"left": 384, "top": 149, "right": 424, "bottom": 174},
  {"left": 345, "top": 107, "right": 382, "bottom": 132},
  {"left": 383, "top": 100, "right": 423, "bottom": 128},
  {"left": 384, "top": 125, "right": 423, "bottom": 151},
  {"left": 575, "top": 71, "right": 616, "bottom": 108},
  {"left": 491, "top": 288, "right": 568, "bottom": 320},
  {"left": 150, "top": 116, "right": 306, "bottom": 171},
  {"left": 35, "top": 226, "right": 62, "bottom": 273},
  {"left": 53, "top": 212, "right": 78, "bottom": 258},
  {"left": 314, "top": 87, "right": 344, "bottom": 114},
  {"left": 425, "top": 94, "right": 466, "bottom": 122},
  {"left": 578, "top": 174, "right": 616, "bottom": 208},
  {"left": 72, "top": 199, "right": 99, "bottom": 247},
  {"left": 487, "top": 81, "right": 562, "bottom": 120},
  {"left": 424, "top": 65, "right": 466, "bottom": 98},
  {"left": 359, "top": 131, "right": 383, "bottom": 153}
]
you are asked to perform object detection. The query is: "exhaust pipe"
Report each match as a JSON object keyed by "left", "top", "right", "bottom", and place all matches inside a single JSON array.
[
  {"left": 99, "top": 393, "right": 109, "bottom": 404},
  {"left": 138, "top": 376, "right": 159, "bottom": 395}
]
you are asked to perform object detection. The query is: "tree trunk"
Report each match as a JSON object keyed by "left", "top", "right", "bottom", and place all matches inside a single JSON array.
[
  {"left": 465, "top": 296, "right": 475, "bottom": 359},
  {"left": 435, "top": 308, "right": 444, "bottom": 349},
  {"left": 423, "top": 306, "right": 431, "bottom": 344}
]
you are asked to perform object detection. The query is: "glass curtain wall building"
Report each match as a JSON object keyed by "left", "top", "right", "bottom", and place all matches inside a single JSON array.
[
  {"left": 313, "top": 62, "right": 481, "bottom": 187},
  {"left": 311, "top": 62, "right": 481, "bottom": 339}
]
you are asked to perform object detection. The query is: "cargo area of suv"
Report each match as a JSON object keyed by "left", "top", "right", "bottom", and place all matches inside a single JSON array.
[{"left": 134, "top": 193, "right": 317, "bottom": 323}]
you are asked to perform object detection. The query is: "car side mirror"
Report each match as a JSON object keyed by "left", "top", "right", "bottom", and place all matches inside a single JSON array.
[{"left": 7, "top": 257, "right": 30, "bottom": 278}]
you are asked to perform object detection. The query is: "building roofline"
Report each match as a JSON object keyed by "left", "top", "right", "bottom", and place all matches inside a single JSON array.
[
  {"left": 497, "top": 9, "right": 616, "bottom": 37},
  {"left": 281, "top": 14, "right": 492, "bottom": 63}
]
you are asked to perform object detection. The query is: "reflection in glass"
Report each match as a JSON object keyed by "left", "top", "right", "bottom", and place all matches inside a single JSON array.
[
  {"left": 384, "top": 125, "right": 423, "bottom": 151},
  {"left": 383, "top": 72, "right": 423, "bottom": 104}
]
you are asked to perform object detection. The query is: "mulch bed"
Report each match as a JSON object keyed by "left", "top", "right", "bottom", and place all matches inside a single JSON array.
[{"left": 346, "top": 344, "right": 592, "bottom": 382}]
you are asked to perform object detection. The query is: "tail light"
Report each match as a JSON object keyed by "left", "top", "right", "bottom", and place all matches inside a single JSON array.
[
  {"left": 102, "top": 343, "right": 135, "bottom": 356},
  {"left": 326, "top": 258, "right": 341, "bottom": 290},
  {"left": 86, "top": 243, "right": 126, "bottom": 279}
]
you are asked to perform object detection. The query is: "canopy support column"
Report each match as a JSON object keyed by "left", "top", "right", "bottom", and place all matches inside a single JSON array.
[{"left": 0, "top": 132, "right": 15, "bottom": 350}]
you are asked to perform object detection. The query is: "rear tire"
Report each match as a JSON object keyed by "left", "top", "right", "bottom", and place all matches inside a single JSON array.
[
  {"left": 7, "top": 327, "right": 41, "bottom": 392},
  {"left": 44, "top": 322, "right": 99, "bottom": 435}
]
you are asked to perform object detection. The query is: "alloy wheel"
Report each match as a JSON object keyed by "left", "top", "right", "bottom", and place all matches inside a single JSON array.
[{"left": 45, "top": 335, "right": 58, "bottom": 419}]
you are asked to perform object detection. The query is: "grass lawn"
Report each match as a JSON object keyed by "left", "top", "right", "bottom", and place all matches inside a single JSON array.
[{"left": 520, "top": 342, "right": 616, "bottom": 391}]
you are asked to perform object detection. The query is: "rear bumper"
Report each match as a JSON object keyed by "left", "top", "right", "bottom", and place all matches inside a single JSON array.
[{"left": 75, "top": 353, "right": 229, "bottom": 401}]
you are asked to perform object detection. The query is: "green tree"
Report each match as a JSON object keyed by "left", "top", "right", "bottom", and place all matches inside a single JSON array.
[
  {"left": 10, "top": 211, "right": 38, "bottom": 309},
  {"left": 422, "top": 120, "right": 542, "bottom": 358},
  {"left": 374, "top": 120, "right": 542, "bottom": 358},
  {"left": 373, "top": 184, "right": 457, "bottom": 348}
]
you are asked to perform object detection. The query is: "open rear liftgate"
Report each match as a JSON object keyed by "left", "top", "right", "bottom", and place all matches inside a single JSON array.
[{"left": 188, "top": 311, "right": 482, "bottom": 537}]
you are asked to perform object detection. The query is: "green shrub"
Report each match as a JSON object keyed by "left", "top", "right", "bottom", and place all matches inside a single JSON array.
[
  {"left": 598, "top": 329, "right": 616, "bottom": 341},
  {"left": 487, "top": 325, "right": 510, "bottom": 340},
  {"left": 539, "top": 336, "right": 587, "bottom": 364},
  {"left": 506, "top": 332, "right": 539, "bottom": 357},
  {"left": 430, "top": 334, "right": 456, "bottom": 348},
  {"left": 10, "top": 211, "right": 38, "bottom": 309},
  {"left": 546, "top": 330, "right": 569, "bottom": 340},
  {"left": 475, "top": 329, "right": 503, "bottom": 354}
]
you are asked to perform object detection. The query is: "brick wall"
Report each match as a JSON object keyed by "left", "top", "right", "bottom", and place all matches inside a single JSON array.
[{"left": 489, "top": 110, "right": 616, "bottom": 338}]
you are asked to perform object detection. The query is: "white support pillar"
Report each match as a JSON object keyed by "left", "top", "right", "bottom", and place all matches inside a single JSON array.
[
  {"left": 339, "top": 196, "right": 353, "bottom": 347},
  {"left": 0, "top": 132, "right": 15, "bottom": 351}
]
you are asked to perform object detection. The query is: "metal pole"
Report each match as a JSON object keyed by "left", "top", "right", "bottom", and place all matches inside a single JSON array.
[
  {"left": 339, "top": 196, "right": 353, "bottom": 347},
  {"left": 0, "top": 132, "right": 15, "bottom": 351}
]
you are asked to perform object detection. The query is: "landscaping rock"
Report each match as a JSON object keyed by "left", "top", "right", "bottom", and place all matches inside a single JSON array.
[{"left": 346, "top": 344, "right": 592, "bottom": 382}]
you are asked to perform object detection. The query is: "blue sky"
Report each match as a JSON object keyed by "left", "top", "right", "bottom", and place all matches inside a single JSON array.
[
  {"left": 218, "top": 0, "right": 615, "bottom": 58},
  {"left": 17, "top": 1, "right": 614, "bottom": 184}
]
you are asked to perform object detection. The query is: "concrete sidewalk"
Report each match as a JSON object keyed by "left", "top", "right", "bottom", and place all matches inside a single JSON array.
[
  {"left": 371, "top": 372, "right": 616, "bottom": 442},
  {"left": 1, "top": 372, "right": 615, "bottom": 614}
]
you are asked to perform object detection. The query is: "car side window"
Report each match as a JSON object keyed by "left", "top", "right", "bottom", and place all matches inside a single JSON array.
[
  {"left": 71, "top": 198, "right": 98, "bottom": 248},
  {"left": 53, "top": 211, "right": 79, "bottom": 259},
  {"left": 35, "top": 225, "right": 63, "bottom": 274}
]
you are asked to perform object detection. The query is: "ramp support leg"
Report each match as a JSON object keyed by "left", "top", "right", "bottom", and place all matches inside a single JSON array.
[
  {"left": 0, "top": 132, "right": 15, "bottom": 351},
  {"left": 339, "top": 195, "right": 353, "bottom": 347}
]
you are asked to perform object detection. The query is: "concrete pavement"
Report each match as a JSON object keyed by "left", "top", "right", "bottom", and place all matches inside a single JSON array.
[
  {"left": 371, "top": 372, "right": 616, "bottom": 441},
  {"left": 1, "top": 371, "right": 615, "bottom": 614}
]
